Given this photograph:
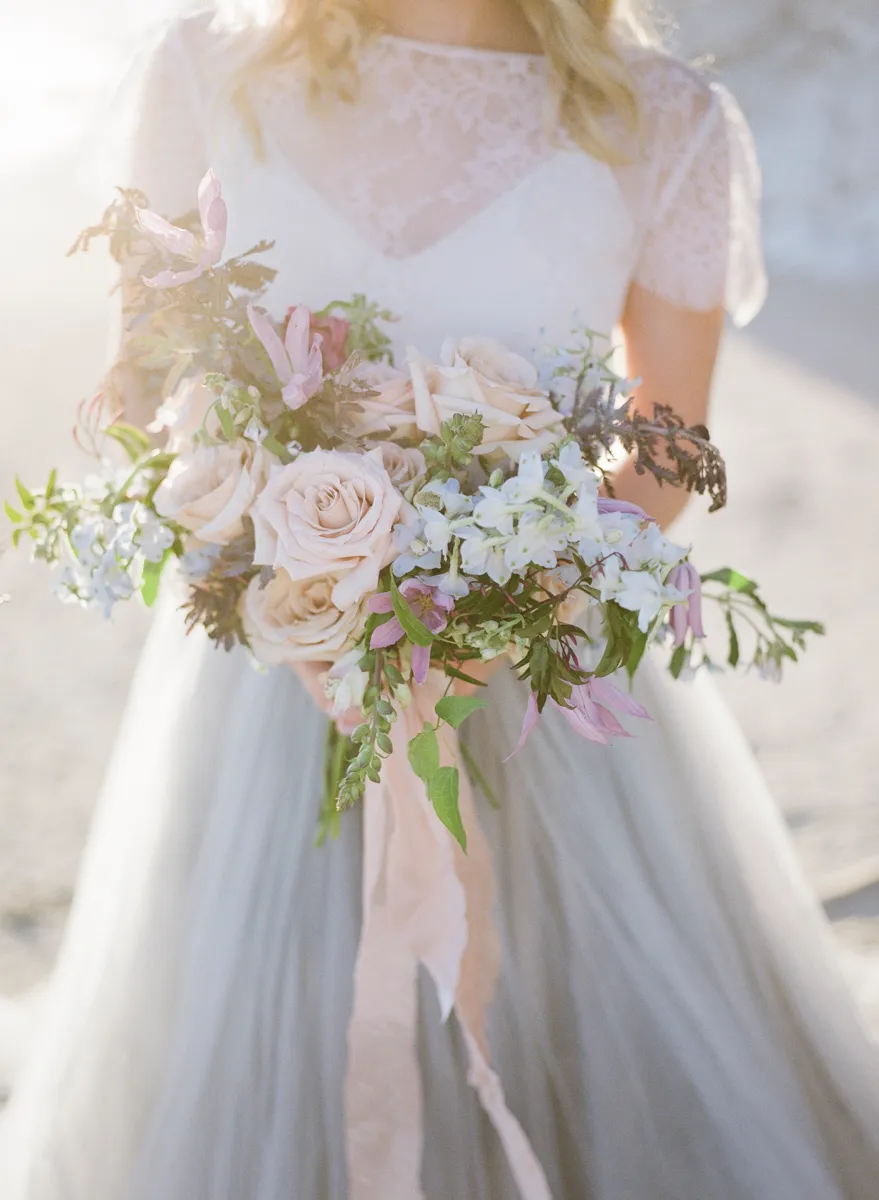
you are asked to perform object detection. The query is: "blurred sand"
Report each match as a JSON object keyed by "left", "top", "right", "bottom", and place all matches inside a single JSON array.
[{"left": 0, "top": 6, "right": 878, "bottom": 1060}]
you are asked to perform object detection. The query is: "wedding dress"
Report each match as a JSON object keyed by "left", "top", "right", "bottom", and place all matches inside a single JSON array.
[{"left": 2, "top": 12, "right": 878, "bottom": 1199}]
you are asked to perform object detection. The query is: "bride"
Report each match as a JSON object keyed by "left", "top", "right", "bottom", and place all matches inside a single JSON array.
[{"left": 3, "top": 0, "right": 879, "bottom": 1197}]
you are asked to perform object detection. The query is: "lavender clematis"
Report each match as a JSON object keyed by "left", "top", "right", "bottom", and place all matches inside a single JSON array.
[
  {"left": 138, "top": 170, "right": 227, "bottom": 288},
  {"left": 368, "top": 580, "right": 455, "bottom": 684},
  {"left": 667, "top": 562, "right": 706, "bottom": 645},
  {"left": 506, "top": 675, "right": 650, "bottom": 759},
  {"left": 597, "top": 497, "right": 655, "bottom": 520},
  {"left": 247, "top": 304, "right": 324, "bottom": 411}
]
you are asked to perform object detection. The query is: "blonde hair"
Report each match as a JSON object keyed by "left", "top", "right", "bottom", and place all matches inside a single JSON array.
[{"left": 234, "top": 1, "right": 657, "bottom": 164}]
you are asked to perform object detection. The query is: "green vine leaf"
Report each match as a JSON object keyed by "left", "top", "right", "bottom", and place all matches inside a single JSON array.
[
  {"left": 428, "top": 766, "right": 467, "bottom": 852},
  {"left": 434, "top": 695, "right": 487, "bottom": 729},
  {"left": 408, "top": 725, "right": 439, "bottom": 782}
]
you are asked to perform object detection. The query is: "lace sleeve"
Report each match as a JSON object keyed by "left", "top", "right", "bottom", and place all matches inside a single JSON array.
[{"left": 629, "top": 58, "right": 767, "bottom": 327}]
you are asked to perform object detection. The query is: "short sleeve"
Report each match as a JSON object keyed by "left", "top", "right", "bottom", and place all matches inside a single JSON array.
[
  {"left": 626, "top": 56, "right": 767, "bottom": 327},
  {"left": 84, "top": 14, "right": 214, "bottom": 219}
]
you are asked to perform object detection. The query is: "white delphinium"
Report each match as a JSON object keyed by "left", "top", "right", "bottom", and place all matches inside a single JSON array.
[{"left": 325, "top": 651, "right": 370, "bottom": 717}]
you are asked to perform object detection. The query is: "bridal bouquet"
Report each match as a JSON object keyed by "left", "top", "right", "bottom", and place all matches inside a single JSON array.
[{"left": 4, "top": 172, "right": 822, "bottom": 845}]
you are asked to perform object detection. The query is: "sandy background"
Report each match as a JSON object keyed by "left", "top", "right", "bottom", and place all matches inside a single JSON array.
[{"left": 0, "top": 0, "right": 877, "bottom": 1079}]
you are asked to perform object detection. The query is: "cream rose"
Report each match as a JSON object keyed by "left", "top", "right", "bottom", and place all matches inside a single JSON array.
[
  {"left": 408, "top": 337, "right": 566, "bottom": 462},
  {"left": 346, "top": 361, "right": 418, "bottom": 441},
  {"left": 241, "top": 569, "right": 366, "bottom": 665},
  {"left": 154, "top": 443, "right": 269, "bottom": 545},
  {"left": 251, "top": 447, "right": 402, "bottom": 609},
  {"left": 375, "top": 442, "right": 426, "bottom": 490}
]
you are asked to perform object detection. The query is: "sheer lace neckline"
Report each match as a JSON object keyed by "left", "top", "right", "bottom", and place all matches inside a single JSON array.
[
  {"left": 252, "top": 38, "right": 553, "bottom": 260},
  {"left": 374, "top": 31, "right": 544, "bottom": 63}
]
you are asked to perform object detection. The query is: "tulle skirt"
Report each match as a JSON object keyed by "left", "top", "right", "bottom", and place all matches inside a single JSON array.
[{"left": 2, "top": 597, "right": 878, "bottom": 1199}]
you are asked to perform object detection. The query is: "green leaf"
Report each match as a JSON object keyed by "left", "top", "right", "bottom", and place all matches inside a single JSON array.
[
  {"left": 15, "top": 477, "right": 35, "bottom": 511},
  {"left": 434, "top": 695, "right": 487, "bottom": 729},
  {"left": 216, "top": 403, "right": 236, "bottom": 443},
  {"left": 390, "top": 575, "right": 433, "bottom": 647},
  {"left": 443, "top": 664, "right": 488, "bottom": 689},
  {"left": 725, "top": 610, "right": 740, "bottom": 668},
  {"left": 45, "top": 468, "right": 57, "bottom": 499},
  {"left": 140, "top": 552, "right": 171, "bottom": 607},
  {"left": 700, "top": 567, "right": 758, "bottom": 595},
  {"left": 626, "top": 625, "right": 649, "bottom": 681},
  {"left": 669, "top": 642, "right": 687, "bottom": 680},
  {"left": 260, "top": 434, "right": 293, "bottom": 463},
  {"left": 408, "top": 725, "right": 439, "bottom": 782},
  {"left": 770, "top": 616, "right": 825, "bottom": 636},
  {"left": 4, "top": 500, "right": 22, "bottom": 524},
  {"left": 104, "top": 423, "right": 151, "bottom": 463},
  {"left": 594, "top": 628, "right": 622, "bottom": 678},
  {"left": 428, "top": 766, "right": 467, "bottom": 852}
]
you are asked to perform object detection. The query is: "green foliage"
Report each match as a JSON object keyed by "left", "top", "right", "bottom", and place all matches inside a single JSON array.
[
  {"left": 421, "top": 414, "right": 485, "bottom": 480},
  {"left": 408, "top": 725, "right": 440, "bottom": 781},
  {"left": 428, "top": 767, "right": 466, "bottom": 852},
  {"left": 434, "top": 695, "right": 487, "bottom": 729},
  {"left": 390, "top": 575, "right": 434, "bottom": 647}
]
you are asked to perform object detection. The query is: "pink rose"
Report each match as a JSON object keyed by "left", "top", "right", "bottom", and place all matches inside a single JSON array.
[
  {"left": 251, "top": 447, "right": 402, "bottom": 608},
  {"left": 375, "top": 441, "right": 426, "bottom": 490},
  {"left": 408, "top": 337, "right": 566, "bottom": 462},
  {"left": 346, "top": 361, "right": 418, "bottom": 441},
  {"left": 241, "top": 569, "right": 366, "bottom": 665},
  {"left": 154, "top": 443, "right": 269, "bottom": 545}
]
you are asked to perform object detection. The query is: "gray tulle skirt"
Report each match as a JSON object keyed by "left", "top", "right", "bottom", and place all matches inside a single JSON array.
[{"left": 2, "top": 597, "right": 878, "bottom": 1199}]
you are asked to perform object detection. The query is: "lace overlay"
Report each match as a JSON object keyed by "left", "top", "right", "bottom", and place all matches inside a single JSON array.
[{"left": 123, "top": 16, "right": 766, "bottom": 328}]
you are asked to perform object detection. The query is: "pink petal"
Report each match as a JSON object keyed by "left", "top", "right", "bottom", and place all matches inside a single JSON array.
[
  {"left": 248, "top": 304, "right": 292, "bottom": 386},
  {"left": 367, "top": 592, "right": 394, "bottom": 614},
  {"left": 197, "top": 170, "right": 227, "bottom": 260},
  {"left": 556, "top": 701, "right": 611, "bottom": 745},
  {"left": 686, "top": 569, "right": 705, "bottom": 639},
  {"left": 598, "top": 498, "right": 654, "bottom": 521},
  {"left": 670, "top": 601, "right": 688, "bottom": 646},
  {"left": 504, "top": 691, "right": 540, "bottom": 761},
  {"left": 592, "top": 703, "right": 632, "bottom": 739},
  {"left": 423, "top": 610, "right": 448, "bottom": 635},
  {"left": 587, "top": 677, "right": 651, "bottom": 721},
  {"left": 142, "top": 264, "right": 206, "bottom": 289},
  {"left": 284, "top": 308, "right": 324, "bottom": 399},
  {"left": 136, "top": 208, "right": 199, "bottom": 260},
  {"left": 411, "top": 643, "right": 431, "bottom": 685},
  {"left": 369, "top": 617, "right": 404, "bottom": 650},
  {"left": 399, "top": 579, "right": 426, "bottom": 599}
]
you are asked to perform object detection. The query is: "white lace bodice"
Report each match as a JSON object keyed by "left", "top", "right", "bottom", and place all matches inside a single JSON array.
[{"left": 123, "top": 13, "right": 766, "bottom": 361}]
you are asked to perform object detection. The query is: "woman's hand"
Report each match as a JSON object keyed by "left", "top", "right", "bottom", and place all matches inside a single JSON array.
[{"left": 616, "top": 284, "right": 724, "bottom": 529}]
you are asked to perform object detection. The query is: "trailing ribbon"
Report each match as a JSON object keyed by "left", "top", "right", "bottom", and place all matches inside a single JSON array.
[{"left": 345, "top": 674, "right": 552, "bottom": 1199}]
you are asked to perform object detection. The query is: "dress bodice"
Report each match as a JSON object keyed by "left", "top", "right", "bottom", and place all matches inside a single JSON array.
[{"left": 122, "top": 12, "right": 766, "bottom": 362}]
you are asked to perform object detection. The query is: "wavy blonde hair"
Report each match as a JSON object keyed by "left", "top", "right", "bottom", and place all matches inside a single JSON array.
[{"left": 234, "top": 1, "right": 657, "bottom": 164}]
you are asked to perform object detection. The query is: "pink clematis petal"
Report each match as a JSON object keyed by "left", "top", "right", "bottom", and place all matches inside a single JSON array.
[
  {"left": 592, "top": 703, "right": 632, "bottom": 739},
  {"left": 367, "top": 592, "right": 395, "bottom": 614},
  {"left": 411, "top": 643, "right": 431, "bottom": 685},
  {"left": 142, "top": 264, "right": 208, "bottom": 289},
  {"left": 587, "top": 677, "right": 651, "bottom": 721},
  {"left": 556, "top": 701, "right": 611, "bottom": 745},
  {"left": 248, "top": 303, "right": 292, "bottom": 386},
  {"left": 423, "top": 610, "right": 449, "bottom": 635},
  {"left": 686, "top": 566, "right": 705, "bottom": 639},
  {"left": 369, "top": 616, "right": 405, "bottom": 650},
  {"left": 197, "top": 170, "right": 227, "bottom": 261},
  {"left": 136, "top": 208, "right": 199, "bottom": 261},
  {"left": 504, "top": 691, "right": 540, "bottom": 761},
  {"left": 670, "top": 600, "right": 689, "bottom": 646}
]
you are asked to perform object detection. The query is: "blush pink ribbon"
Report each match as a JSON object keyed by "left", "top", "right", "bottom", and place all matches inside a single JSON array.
[{"left": 345, "top": 673, "right": 553, "bottom": 1199}]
